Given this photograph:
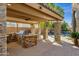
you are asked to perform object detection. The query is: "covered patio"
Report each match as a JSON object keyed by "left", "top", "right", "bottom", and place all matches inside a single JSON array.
[
  {"left": 1, "top": 3, "right": 76, "bottom": 56},
  {"left": 6, "top": 3, "right": 64, "bottom": 55}
]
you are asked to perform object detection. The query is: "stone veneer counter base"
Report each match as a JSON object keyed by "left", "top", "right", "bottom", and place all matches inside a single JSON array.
[{"left": 22, "top": 34, "right": 37, "bottom": 48}]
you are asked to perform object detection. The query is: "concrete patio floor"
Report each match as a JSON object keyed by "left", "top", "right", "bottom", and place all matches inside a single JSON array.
[{"left": 8, "top": 36, "right": 79, "bottom": 56}]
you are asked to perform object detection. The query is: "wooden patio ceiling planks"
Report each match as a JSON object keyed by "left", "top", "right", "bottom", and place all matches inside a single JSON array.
[{"left": 7, "top": 3, "right": 63, "bottom": 22}]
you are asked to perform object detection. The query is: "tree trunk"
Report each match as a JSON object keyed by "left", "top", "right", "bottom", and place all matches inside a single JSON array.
[{"left": 73, "top": 10, "right": 76, "bottom": 32}]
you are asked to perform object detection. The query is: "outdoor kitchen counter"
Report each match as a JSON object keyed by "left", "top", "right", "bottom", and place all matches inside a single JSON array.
[
  {"left": 23, "top": 34, "right": 38, "bottom": 48},
  {"left": 23, "top": 34, "right": 37, "bottom": 37}
]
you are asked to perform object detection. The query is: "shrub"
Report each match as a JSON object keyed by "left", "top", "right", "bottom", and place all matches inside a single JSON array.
[
  {"left": 71, "top": 32, "right": 79, "bottom": 46},
  {"left": 71, "top": 32, "right": 79, "bottom": 39}
]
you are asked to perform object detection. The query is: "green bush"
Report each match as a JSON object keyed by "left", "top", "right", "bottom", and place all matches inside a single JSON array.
[
  {"left": 71, "top": 32, "right": 79, "bottom": 39},
  {"left": 71, "top": 32, "right": 79, "bottom": 46}
]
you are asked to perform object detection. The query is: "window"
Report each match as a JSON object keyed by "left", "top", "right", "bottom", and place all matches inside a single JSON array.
[
  {"left": 18, "top": 23, "right": 31, "bottom": 28},
  {"left": 6, "top": 22, "right": 17, "bottom": 27},
  {"left": 6, "top": 22, "right": 31, "bottom": 28}
]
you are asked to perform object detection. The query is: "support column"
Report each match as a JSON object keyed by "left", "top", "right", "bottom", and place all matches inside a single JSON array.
[
  {"left": 43, "top": 21, "right": 48, "bottom": 40},
  {"left": 38, "top": 22, "right": 41, "bottom": 40},
  {"left": 54, "top": 21, "right": 61, "bottom": 44},
  {"left": 31, "top": 24, "right": 35, "bottom": 34},
  {"left": 0, "top": 4, "right": 7, "bottom": 55},
  {"left": 43, "top": 28, "right": 48, "bottom": 40}
]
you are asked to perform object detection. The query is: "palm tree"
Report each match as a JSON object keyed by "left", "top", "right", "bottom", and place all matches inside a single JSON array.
[
  {"left": 47, "top": 3, "right": 64, "bottom": 17},
  {"left": 39, "top": 21, "right": 54, "bottom": 29},
  {"left": 47, "top": 3, "right": 55, "bottom": 11},
  {"left": 39, "top": 22, "right": 46, "bottom": 29},
  {"left": 73, "top": 10, "right": 76, "bottom": 32},
  {"left": 61, "top": 21, "right": 68, "bottom": 31},
  {"left": 72, "top": 9, "right": 79, "bottom": 46}
]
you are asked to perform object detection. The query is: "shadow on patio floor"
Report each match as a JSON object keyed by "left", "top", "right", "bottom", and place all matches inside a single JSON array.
[{"left": 7, "top": 38, "right": 79, "bottom": 56}]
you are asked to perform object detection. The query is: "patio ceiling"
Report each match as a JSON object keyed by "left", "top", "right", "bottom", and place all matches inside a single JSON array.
[
  {"left": 7, "top": 8, "right": 48, "bottom": 22},
  {"left": 7, "top": 3, "right": 63, "bottom": 23}
]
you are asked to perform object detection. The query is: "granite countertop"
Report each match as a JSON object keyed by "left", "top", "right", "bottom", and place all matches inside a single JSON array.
[{"left": 24, "top": 34, "right": 37, "bottom": 37}]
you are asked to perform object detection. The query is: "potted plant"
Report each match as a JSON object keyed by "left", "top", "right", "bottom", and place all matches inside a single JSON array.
[{"left": 71, "top": 32, "right": 79, "bottom": 46}]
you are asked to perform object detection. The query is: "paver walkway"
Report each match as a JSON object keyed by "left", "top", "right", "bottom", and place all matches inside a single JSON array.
[{"left": 8, "top": 36, "right": 79, "bottom": 56}]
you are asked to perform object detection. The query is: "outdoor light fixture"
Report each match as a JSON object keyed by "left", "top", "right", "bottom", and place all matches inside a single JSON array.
[
  {"left": 25, "top": 18, "right": 31, "bottom": 20},
  {"left": 7, "top": 4, "right": 12, "bottom": 6},
  {"left": 39, "top": 6, "right": 42, "bottom": 9}
]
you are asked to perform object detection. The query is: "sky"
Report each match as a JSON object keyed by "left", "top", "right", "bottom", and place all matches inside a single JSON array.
[{"left": 55, "top": 3, "right": 72, "bottom": 27}]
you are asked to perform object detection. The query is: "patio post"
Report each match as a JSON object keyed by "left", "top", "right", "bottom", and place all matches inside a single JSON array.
[
  {"left": 54, "top": 21, "right": 61, "bottom": 44},
  {"left": 31, "top": 24, "right": 35, "bottom": 34},
  {"left": 43, "top": 21, "right": 48, "bottom": 40},
  {"left": 38, "top": 22, "right": 41, "bottom": 40},
  {"left": 43, "top": 28, "right": 48, "bottom": 40}
]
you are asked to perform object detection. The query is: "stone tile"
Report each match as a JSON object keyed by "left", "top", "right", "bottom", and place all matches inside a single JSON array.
[{"left": 0, "top": 4, "right": 7, "bottom": 56}]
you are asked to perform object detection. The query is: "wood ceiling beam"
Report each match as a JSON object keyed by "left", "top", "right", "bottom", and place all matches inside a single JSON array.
[{"left": 7, "top": 17, "right": 38, "bottom": 24}]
